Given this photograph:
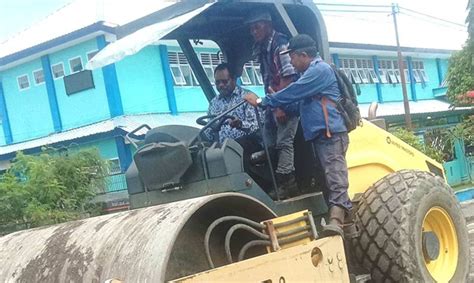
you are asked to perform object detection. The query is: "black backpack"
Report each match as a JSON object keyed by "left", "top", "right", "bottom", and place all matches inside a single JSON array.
[{"left": 330, "top": 64, "right": 362, "bottom": 132}]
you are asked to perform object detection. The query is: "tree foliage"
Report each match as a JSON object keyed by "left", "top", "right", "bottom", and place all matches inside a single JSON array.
[
  {"left": 446, "top": 1, "right": 474, "bottom": 106},
  {"left": 393, "top": 128, "right": 444, "bottom": 163},
  {"left": 0, "top": 149, "right": 108, "bottom": 234}
]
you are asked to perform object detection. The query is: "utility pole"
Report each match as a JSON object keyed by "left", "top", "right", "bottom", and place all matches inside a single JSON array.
[{"left": 391, "top": 3, "right": 412, "bottom": 130}]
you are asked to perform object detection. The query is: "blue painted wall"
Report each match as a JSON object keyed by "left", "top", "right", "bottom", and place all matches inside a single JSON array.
[
  {"left": 356, "top": 84, "right": 379, "bottom": 104},
  {"left": 415, "top": 59, "right": 440, "bottom": 100},
  {"left": 116, "top": 46, "right": 169, "bottom": 114},
  {"left": 68, "top": 137, "right": 118, "bottom": 159},
  {"left": 1, "top": 60, "right": 55, "bottom": 142},
  {"left": 0, "top": 126, "right": 5, "bottom": 146},
  {"left": 50, "top": 39, "right": 111, "bottom": 130}
]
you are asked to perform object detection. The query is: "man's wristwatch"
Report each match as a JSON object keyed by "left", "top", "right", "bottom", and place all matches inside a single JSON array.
[{"left": 256, "top": 98, "right": 262, "bottom": 106}]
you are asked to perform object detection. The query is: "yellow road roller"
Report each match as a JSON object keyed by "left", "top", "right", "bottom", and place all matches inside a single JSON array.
[{"left": 0, "top": 1, "right": 469, "bottom": 282}]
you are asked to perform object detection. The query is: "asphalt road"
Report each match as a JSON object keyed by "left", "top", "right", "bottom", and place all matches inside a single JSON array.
[{"left": 461, "top": 200, "right": 474, "bottom": 282}]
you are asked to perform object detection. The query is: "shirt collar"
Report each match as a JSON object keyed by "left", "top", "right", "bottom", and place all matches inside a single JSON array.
[{"left": 218, "top": 85, "right": 240, "bottom": 100}]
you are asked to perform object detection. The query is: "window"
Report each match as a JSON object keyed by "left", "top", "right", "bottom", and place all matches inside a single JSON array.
[
  {"left": 253, "top": 65, "right": 264, "bottom": 84},
  {"left": 357, "top": 69, "right": 370, "bottom": 84},
  {"left": 170, "top": 65, "right": 186, "bottom": 85},
  {"left": 241, "top": 60, "right": 263, "bottom": 85},
  {"left": 341, "top": 57, "right": 374, "bottom": 84},
  {"left": 418, "top": 69, "right": 429, "bottom": 83},
  {"left": 167, "top": 51, "right": 204, "bottom": 86},
  {"left": 200, "top": 52, "right": 225, "bottom": 85},
  {"left": 350, "top": 70, "right": 362, "bottom": 84},
  {"left": 87, "top": 50, "right": 99, "bottom": 61},
  {"left": 368, "top": 70, "right": 379, "bottom": 83},
  {"left": 412, "top": 61, "right": 429, "bottom": 83},
  {"left": 412, "top": 69, "right": 422, "bottom": 83},
  {"left": 241, "top": 64, "right": 253, "bottom": 85},
  {"left": 51, "top": 63, "right": 65, "bottom": 79},
  {"left": 33, "top": 69, "right": 45, "bottom": 85},
  {"left": 387, "top": 70, "right": 398, "bottom": 83},
  {"left": 69, "top": 57, "right": 83, "bottom": 73},
  {"left": 378, "top": 70, "right": 388, "bottom": 84},
  {"left": 17, "top": 75, "right": 30, "bottom": 90},
  {"left": 109, "top": 158, "right": 122, "bottom": 174},
  {"left": 404, "top": 70, "right": 410, "bottom": 83},
  {"left": 394, "top": 70, "right": 402, "bottom": 82}
]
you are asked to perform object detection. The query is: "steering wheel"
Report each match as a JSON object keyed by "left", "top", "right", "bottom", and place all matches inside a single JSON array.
[
  {"left": 195, "top": 114, "right": 237, "bottom": 143},
  {"left": 196, "top": 115, "right": 217, "bottom": 126}
]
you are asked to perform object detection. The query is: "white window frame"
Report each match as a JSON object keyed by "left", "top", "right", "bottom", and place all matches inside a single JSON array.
[
  {"left": 404, "top": 70, "right": 410, "bottom": 83},
  {"left": 170, "top": 65, "right": 187, "bottom": 86},
  {"left": 357, "top": 69, "right": 370, "bottom": 84},
  {"left": 241, "top": 65, "right": 253, "bottom": 85},
  {"left": 51, "top": 62, "right": 65, "bottom": 79},
  {"left": 17, "top": 74, "right": 30, "bottom": 91},
  {"left": 368, "top": 69, "right": 379, "bottom": 83},
  {"left": 69, "top": 56, "right": 83, "bottom": 74},
  {"left": 32, "top": 69, "right": 45, "bottom": 85},
  {"left": 378, "top": 70, "right": 388, "bottom": 84},
  {"left": 412, "top": 69, "right": 422, "bottom": 83},
  {"left": 108, "top": 158, "right": 122, "bottom": 175},
  {"left": 203, "top": 65, "right": 215, "bottom": 85},
  {"left": 253, "top": 65, "right": 263, "bottom": 85},
  {"left": 350, "top": 70, "right": 362, "bottom": 84},
  {"left": 200, "top": 52, "right": 226, "bottom": 86},
  {"left": 86, "top": 50, "right": 99, "bottom": 62},
  {"left": 394, "top": 70, "right": 402, "bottom": 82},
  {"left": 387, "top": 70, "right": 398, "bottom": 84},
  {"left": 418, "top": 69, "right": 429, "bottom": 83}
]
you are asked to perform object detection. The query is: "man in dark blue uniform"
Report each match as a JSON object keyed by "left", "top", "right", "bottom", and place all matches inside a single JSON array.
[{"left": 244, "top": 34, "right": 351, "bottom": 236}]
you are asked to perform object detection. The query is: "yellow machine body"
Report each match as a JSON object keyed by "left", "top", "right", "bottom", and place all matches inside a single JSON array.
[{"left": 347, "top": 120, "right": 443, "bottom": 197}]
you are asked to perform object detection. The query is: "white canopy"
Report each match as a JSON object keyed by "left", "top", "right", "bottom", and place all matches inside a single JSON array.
[{"left": 86, "top": 2, "right": 214, "bottom": 70}]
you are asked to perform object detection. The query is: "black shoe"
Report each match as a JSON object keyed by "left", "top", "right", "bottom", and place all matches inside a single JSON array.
[
  {"left": 322, "top": 206, "right": 345, "bottom": 238},
  {"left": 276, "top": 172, "right": 298, "bottom": 199}
]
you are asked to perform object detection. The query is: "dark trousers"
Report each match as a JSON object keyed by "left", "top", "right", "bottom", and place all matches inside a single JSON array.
[
  {"left": 236, "top": 132, "right": 262, "bottom": 172},
  {"left": 311, "top": 132, "right": 352, "bottom": 210}
]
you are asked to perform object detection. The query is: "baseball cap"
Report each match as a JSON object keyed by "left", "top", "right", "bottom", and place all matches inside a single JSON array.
[
  {"left": 244, "top": 10, "right": 272, "bottom": 25},
  {"left": 280, "top": 34, "right": 317, "bottom": 55}
]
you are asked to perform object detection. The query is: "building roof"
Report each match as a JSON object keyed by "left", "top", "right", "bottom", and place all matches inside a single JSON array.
[
  {"left": 0, "top": 1, "right": 467, "bottom": 70},
  {"left": 0, "top": 112, "right": 204, "bottom": 157},
  {"left": 0, "top": 0, "right": 175, "bottom": 69}
]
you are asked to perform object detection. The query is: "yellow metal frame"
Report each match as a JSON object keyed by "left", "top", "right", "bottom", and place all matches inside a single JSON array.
[
  {"left": 422, "top": 206, "right": 458, "bottom": 282},
  {"left": 347, "top": 120, "right": 444, "bottom": 197},
  {"left": 171, "top": 236, "right": 350, "bottom": 282}
]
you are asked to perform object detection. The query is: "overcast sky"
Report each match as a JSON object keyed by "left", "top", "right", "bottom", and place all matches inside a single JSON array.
[{"left": 0, "top": 0, "right": 469, "bottom": 47}]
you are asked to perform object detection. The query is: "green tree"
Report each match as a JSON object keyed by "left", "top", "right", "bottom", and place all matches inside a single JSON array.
[
  {"left": 393, "top": 128, "right": 444, "bottom": 163},
  {"left": 446, "top": 1, "right": 474, "bottom": 106},
  {"left": 0, "top": 149, "right": 108, "bottom": 233}
]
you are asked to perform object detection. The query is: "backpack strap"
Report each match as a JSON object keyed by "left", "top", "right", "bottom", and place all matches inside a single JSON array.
[{"left": 321, "top": 97, "right": 333, "bottom": 138}]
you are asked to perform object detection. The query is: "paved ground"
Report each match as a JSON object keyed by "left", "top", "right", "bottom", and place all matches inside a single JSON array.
[{"left": 461, "top": 200, "right": 474, "bottom": 282}]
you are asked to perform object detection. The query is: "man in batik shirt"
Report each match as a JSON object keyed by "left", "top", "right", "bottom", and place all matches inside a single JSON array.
[{"left": 207, "top": 63, "right": 262, "bottom": 173}]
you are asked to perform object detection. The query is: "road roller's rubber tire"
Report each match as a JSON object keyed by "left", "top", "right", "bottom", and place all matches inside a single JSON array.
[{"left": 351, "top": 170, "right": 470, "bottom": 282}]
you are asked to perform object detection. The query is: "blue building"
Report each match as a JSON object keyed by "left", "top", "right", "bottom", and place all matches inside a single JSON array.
[{"left": 0, "top": 1, "right": 471, "bottom": 209}]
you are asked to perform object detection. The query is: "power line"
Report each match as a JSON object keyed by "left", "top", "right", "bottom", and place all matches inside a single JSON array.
[
  {"left": 399, "top": 12, "right": 467, "bottom": 32},
  {"left": 315, "top": 2, "right": 466, "bottom": 28},
  {"left": 399, "top": 6, "right": 465, "bottom": 27},
  {"left": 315, "top": 3, "right": 391, "bottom": 8},
  {"left": 319, "top": 9, "right": 390, "bottom": 14}
]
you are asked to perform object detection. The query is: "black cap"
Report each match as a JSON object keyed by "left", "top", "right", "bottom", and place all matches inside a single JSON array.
[
  {"left": 244, "top": 9, "right": 272, "bottom": 25},
  {"left": 280, "top": 34, "right": 316, "bottom": 55}
]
